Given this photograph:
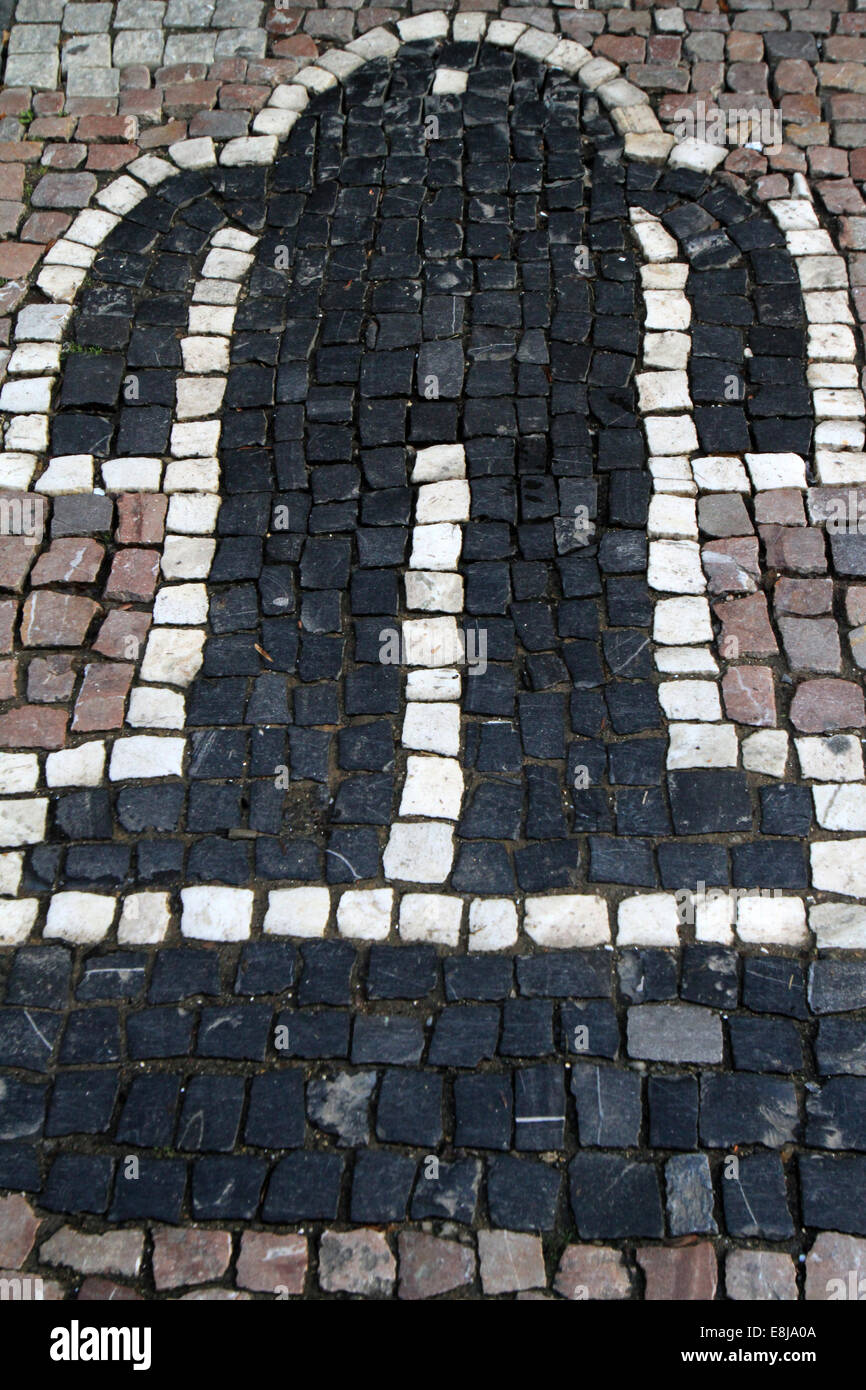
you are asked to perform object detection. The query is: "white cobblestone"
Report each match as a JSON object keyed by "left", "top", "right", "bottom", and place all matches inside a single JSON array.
[
  {"left": 263, "top": 887, "right": 330, "bottom": 938},
  {"left": 402, "top": 701, "right": 460, "bottom": 756},
  {"left": 648, "top": 455, "right": 694, "bottom": 494},
  {"left": 412, "top": 443, "right": 465, "bottom": 483},
  {"left": 694, "top": 892, "right": 735, "bottom": 945},
  {"left": 409, "top": 522, "right": 462, "bottom": 572},
  {"left": 647, "top": 493, "right": 698, "bottom": 539},
  {"left": 810, "top": 901, "right": 866, "bottom": 949},
  {"left": 524, "top": 895, "right": 609, "bottom": 948},
  {"left": 401, "top": 616, "right": 462, "bottom": 668},
  {"left": 108, "top": 736, "right": 185, "bottom": 781},
  {"left": 153, "top": 583, "right": 208, "bottom": 626},
  {"left": 691, "top": 455, "right": 750, "bottom": 492},
  {"left": 169, "top": 137, "right": 217, "bottom": 169},
  {"left": 416, "top": 479, "right": 471, "bottom": 523},
  {"left": 469, "top": 898, "right": 518, "bottom": 951},
  {"left": 432, "top": 68, "right": 468, "bottom": 95},
  {"left": 653, "top": 595, "right": 713, "bottom": 645},
  {"left": 658, "top": 680, "right": 722, "bottom": 721},
  {"left": 0, "top": 753, "right": 39, "bottom": 794},
  {"left": 7, "top": 343, "right": 61, "bottom": 374},
  {"left": 140, "top": 629, "right": 205, "bottom": 687},
  {"left": 336, "top": 889, "right": 393, "bottom": 942},
  {"left": 745, "top": 453, "right": 807, "bottom": 490},
  {"left": 6, "top": 415, "right": 49, "bottom": 452},
  {"left": 383, "top": 822, "right": 455, "bottom": 883},
  {"left": 742, "top": 729, "right": 790, "bottom": 777},
  {"left": 399, "top": 755, "right": 463, "bottom": 821},
  {"left": 95, "top": 175, "right": 147, "bottom": 216},
  {"left": 813, "top": 783, "right": 866, "bottom": 830},
  {"left": 404, "top": 570, "right": 463, "bottom": 613},
  {"left": 643, "top": 332, "right": 690, "bottom": 370},
  {"left": 118, "top": 892, "right": 171, "bottom": 945},
  {"left": 637, "top": 370, "right": 691, "bottom": 415},
  {"left": 812, "top": 840, "right": 866, "bottom": 897},
  {"left": 45, "top": 892, "right": 115, "bottom": 944},
  {"left": 175, "top": 377, "right": 225, "bottom": 420},
  {"left": 0, "top": 899, "right": 39, "bottom": 947},
  {"left": 102, "top": 457, "right": 162, "bottom": 492},
  {"left": 170, "top": 421, "right": 221, "bottom": 458},
  {"left": 668, "top": 137, "right": 726, "bottom": 173},
  {"left": 0, "top": 798, "right": 47, "bottom": 847},
  {"left": 667, "top": 722, "right": 739, "bottom": 769},
  {"left": 737, "top": 896, "right": 808, "bottom": 947},
  {"left": 183, "top": 886, "right": 254, "bottom": 941},
  {"left": 164, "top": 459, "right": 220, "bottom": 493},
  {"left": 15, "top": 304, "right": 72, "bottom": 342},
  {"left": 45, "top": 741, "right": 105, "bottom": 787},
  {"left": 161, "top": 536, "right": 216, "bottom": 580},
  {"left": 166, "top": 491, "right": 221, "bottom": 533},
  {"left": 655, "top": 646, "right": 719, "bottom": 674},
  {"left": 648, "top": 539, "right": 706, "bottom": 594},
  {"left": 644, "top": 414, "right": 699, "bottom": 455},
  {"left": 126, "top": 686, "right": 186, "bottom": 729},
  {"left": 544, "top": 39, "right": 592, "bottom": 75},
  {"left": 486, "top": 19, "right": 526, "bottom": 46},
  {"left": 796, "top": 735, "right": 864, "bottom": 782},
  {"left": 0, "top": 853, "right": 23, "bottom": 898},
  {"left": 0, "top": 453, "right": 37, "bottom": 489},
  {"left": 34, "top": 455, "right": 93, "bottom": 493},
  {"left": 405, "top": 669, "right": 461, "bottom": 701},
  {"left": 346, "top": 27, "right": 400, "bottom": 59},
  {"left": 397, "top": 12, "right": 449, "bottom": 40},
  {"left": 643, "top": 291, "right": 691, "bottom": 331},
  {"left": 220, "top": 135, "right": 278, "bottom": 167},
  {"left": 398, "top": 892, "right": 463, "bottom": 946},
  {"left": 808, "top": 323, "right": 857, "bottom": 361},
  {"left": 618, "top": 893, "right": 681, "bottom": 947}
]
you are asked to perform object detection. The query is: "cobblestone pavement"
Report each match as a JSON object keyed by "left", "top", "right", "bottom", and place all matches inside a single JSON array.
[{"left": 2, "top": 0, "right": 866, "bottom": 1303}]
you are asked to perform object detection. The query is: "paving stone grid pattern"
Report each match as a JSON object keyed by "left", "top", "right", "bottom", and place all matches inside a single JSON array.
[{"left": 1, "top": 0, "right": 866, "bottom": 1301}]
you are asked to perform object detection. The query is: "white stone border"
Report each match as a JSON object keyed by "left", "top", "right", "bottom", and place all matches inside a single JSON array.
[{"left": 0, "top": 10, "right": 864, "bottom": 949}]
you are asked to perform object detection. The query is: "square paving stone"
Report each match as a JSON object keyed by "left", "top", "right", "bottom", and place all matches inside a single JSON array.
[
  {"left": 264, "top": 1152, "right": 345, "bottom": 1223},
  {"left": 486, "top": 1154, "right": 562, "bottom": 1233},
  {"left": 572, "top": 1064, "right": 642, "bottom": 1148},
  {"left": 350, "top": 1151, "right": 417, "bottom": 1224},
  {"left": 192, "top": 1157, "right": 268, "bottom": 1221},
  {"left": 700, "top": 1074, "right": 800, "bottom": 1148},
  {"left": 569, "top": 1154, "right": 664, "bottom": 1240},
  {"left": 43, "top": 1154, "right": 114, "bottom": 1216},
  {"left": 410, "top": 1158, "right": 481, "bottom": 1225},
  {"left": 799, "top": 1156, "right": 866, "bottom": 1236}
]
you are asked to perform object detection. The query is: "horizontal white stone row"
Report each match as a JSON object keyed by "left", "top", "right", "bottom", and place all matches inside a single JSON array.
[
  {"left": 2, "top": 883, "right": 864, "bottom": 947},
  {"left": 1, "top": 730, "right": 859, "bottom": 818},
  {"left": 0, "top": 718, "right": 855, "bottom": 806}
]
